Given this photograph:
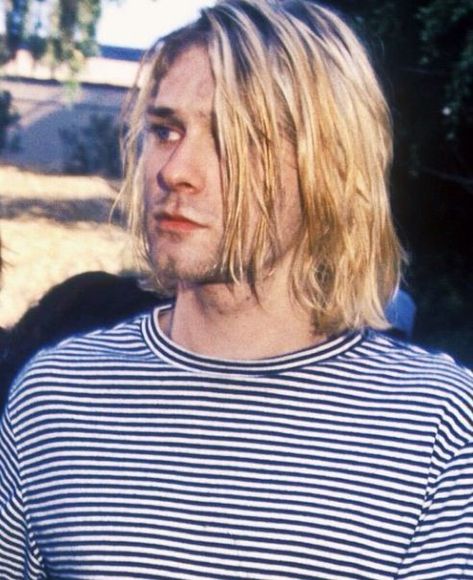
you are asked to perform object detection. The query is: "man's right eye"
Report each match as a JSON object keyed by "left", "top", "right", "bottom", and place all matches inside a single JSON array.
[{"left": 148, "top": 124, "right": 181, "bottom": 144}]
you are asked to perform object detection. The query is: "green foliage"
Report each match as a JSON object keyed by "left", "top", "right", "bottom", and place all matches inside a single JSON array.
[
  {"left": 335, "top": 0, "right": 472, "bottom": 145},
  {"left": 59, "top": 113, "right": 121, "bottom": 177},
  {"left": 47, "top": 0, "right": 101, "bottom": 71},
  {"left": 417, "top": 0, "right": 473, "bottom": 138},
  {"left": 1, "top": 1, "right": 124, "bottom": 141},
  {"left": 330, "top": 0, "right": 473, "bottom": 365},
  {"left": 0, "top": 90, "right": 19, "bottom": 152},
  {"left": 1, "top": 0, "right": 122, "bottom": 78},
  {"left": 3, "top": 0, "right": 29, "bottom": 61},
  {"left": 418, "top": 0, "right": 472, "bottom": 60}
]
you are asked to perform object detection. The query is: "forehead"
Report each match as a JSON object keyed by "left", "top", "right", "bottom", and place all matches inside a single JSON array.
[{"left": 152, "top": 45, "right": 215, "bottom": 114}]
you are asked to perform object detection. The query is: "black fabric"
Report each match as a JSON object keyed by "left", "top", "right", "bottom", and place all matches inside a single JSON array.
[{"left": 0, "top": 271, "right": 163, "bottom": 411}]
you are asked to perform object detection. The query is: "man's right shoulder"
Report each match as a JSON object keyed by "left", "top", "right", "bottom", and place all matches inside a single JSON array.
[
  {"left": 7, "top": 310, "right": 154, "bottom": 405},
  {"left": 43, "top": 309, "right": 148, "bottom": 352}
]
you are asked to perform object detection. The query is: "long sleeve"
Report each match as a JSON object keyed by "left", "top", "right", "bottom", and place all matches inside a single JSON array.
[
  {"left": 0, "top": 408, "right": 45, "bottom": 579},
  {"left": 397, "top": 442, "right": 473, "bottom": 579}
]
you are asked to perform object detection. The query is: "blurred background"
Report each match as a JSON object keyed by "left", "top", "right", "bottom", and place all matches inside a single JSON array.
[{"left": 0, "top": 0, "right": 472, "bottom": 366}]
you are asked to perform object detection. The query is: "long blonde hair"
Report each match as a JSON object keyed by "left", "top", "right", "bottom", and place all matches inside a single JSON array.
[{"left": 120, "top": 0, "right": 405, "bottom": 335}]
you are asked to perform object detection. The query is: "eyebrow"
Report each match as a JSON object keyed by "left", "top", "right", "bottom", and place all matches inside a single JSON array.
[
  {"left": 146, "top": 106, "right": 181, "bottom": 123},
  {"left": 146, "top": 105, "right": 219, "bottom": 140}
]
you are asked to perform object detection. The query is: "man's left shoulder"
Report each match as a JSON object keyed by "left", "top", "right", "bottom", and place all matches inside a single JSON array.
[{"left": 361, "top": 330, "right": 473, "bottom": 397}]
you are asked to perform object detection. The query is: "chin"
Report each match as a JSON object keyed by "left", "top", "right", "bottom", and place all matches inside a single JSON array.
[{"left": 151, "top": 254, "right": 223, "bottom": 287}]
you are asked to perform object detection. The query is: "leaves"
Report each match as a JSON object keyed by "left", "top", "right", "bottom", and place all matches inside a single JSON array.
[
  {"left": 1, "top": 0, "right": 119, "bottom": 78},
  {"left": 417, "top": 0, "right": 473, "bottom": 136},
  {"left": 0, "top": 90, "right": 20, "bottom": 152}
]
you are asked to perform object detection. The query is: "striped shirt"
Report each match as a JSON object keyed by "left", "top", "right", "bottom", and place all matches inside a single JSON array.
[{"left": 1, "top": 303, "right": 472, "bottom": 579}]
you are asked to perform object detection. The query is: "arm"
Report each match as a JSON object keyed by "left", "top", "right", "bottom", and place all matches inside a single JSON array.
[
  {"left": 397, "top": 442, "right": 473, "bottom": 579},
  {"left": 0, "top": 408, "right": 45, "bottom": 579}
]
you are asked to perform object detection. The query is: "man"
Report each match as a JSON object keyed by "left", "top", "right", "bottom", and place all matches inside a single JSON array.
[{"left": 1, "top": 1, "right": 472, "bottom": 578}]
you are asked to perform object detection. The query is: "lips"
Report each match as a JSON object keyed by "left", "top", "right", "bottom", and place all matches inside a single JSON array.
[{"left": 154, "top": 211, "right": 204, "bottom": 233}]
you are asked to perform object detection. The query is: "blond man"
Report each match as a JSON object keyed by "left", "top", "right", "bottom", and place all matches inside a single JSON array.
[{"left": 1, "top": 1, "right": 472, "bottom": 578}]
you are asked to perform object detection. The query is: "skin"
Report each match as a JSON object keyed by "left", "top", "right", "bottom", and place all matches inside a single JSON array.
[{"left": 143, "top": 45, "right": 324, "bottom": 359}]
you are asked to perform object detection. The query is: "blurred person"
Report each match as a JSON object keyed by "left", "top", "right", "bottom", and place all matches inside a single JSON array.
[
  {"left": 0, "top": 271, "right": 161, "bottom": 412},
  {"left": 0, "top": 240, "right": 6, "bottom": 355},
  {"left": 384, "top": 288, "right": 417, "bottom": 339},
  {"left": 0, "top": 238, "right": 7, "bottom": 370},
  {"left": 1, "top": 1, "right": 472, "bottom": 578}
]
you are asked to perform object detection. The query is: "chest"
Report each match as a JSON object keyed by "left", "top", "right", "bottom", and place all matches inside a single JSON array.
[{"left": 22, "top": 381, "right": 436, "bottom": 579}]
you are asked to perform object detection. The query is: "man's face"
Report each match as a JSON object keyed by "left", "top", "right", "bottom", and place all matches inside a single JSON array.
[
  {"left": 143, "top": 45, "right": 224, "bottom": 288},
  {"left": 143, "top": 45, "right": 302, "bottom": 289}
]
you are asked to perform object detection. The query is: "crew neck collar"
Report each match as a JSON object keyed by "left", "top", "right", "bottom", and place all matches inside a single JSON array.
[{"left": 141, "top": 303, "right": 364, "bottom": 376}]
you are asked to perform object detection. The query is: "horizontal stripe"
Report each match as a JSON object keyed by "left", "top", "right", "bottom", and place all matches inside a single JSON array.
[{"left": 1, "top": 305, "right": 472, "bottom": 579}]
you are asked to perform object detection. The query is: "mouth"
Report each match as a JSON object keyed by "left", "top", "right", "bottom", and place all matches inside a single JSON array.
[{"left": 154, "top": 211, "right": 204, "bottom": 233}]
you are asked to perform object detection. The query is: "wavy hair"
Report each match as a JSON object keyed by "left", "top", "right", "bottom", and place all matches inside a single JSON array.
[{"left": 120, "top": 0, "right": 405, "bottom": 335}]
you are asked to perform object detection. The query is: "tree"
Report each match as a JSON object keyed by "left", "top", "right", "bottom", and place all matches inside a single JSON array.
[
  {"left": 332, "top": 0, "right": 472, "bottom": 192},
  {"left": 1, "top": 0, "right": 122, "bottom": 76},
  {"left": 330, "top": 0, "right": 473, "bottom": 364},
  {"left": 0, "top": 88, "right": 19, "bottom": 152},
  {"left": 0, "top": 0, "right": 125, "bottom": 152}
]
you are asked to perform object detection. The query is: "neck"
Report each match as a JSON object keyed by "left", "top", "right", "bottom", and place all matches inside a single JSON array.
[{"left": 159, "top": 268, "right": 325, "bottom": 360}]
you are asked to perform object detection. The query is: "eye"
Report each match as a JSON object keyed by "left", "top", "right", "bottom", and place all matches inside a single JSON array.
[{"left": 148, "top": 124, "right": 181, "bottom": 144}]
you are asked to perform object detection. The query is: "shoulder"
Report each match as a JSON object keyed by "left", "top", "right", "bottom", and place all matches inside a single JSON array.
[
  {"left": 37, "top": 309, "right": 150, "bottom": 356},
  {"left": 361, "top": 329, "right": 472, "bottom": 379},
  {"left": 357, "top": 329, "right": 471, "bottom": 373},
  {"left": 346, "top": 332, "right": 473, "bottom": 460},
  {"left": 354, "top": 330, "right": 473, "bottom": 409},
  {"left": 7, "top": 310, "right": 156, "bottom": 408}
]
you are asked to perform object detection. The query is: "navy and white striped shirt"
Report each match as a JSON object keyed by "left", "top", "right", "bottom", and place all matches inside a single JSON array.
[{"left": 1, "top": 304, "right": 472, "bottom": 579}]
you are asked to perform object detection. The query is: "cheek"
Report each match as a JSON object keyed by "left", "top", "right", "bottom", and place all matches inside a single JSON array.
[
  {"left": 143, "top": 148, "right": 156, "bottom": 188},
  {"left": 142, "top": 177, "right": 154, "bottom": 220},
  {"left": 141, "top": 164, "right": 158, "bottom": 230},
  {"left": 142, "top": 138, "right": 166, "bottom": 184},
  {"left": 142, "top": 149, "right": 162, "bottom": 208}
]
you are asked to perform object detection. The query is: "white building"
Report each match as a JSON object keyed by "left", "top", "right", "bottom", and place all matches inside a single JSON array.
[{"left": 0, "top": 46, "right": 142, "bottom": 173}]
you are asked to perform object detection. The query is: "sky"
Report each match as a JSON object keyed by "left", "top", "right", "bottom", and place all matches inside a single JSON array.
[{"left": 97, "top": 0, "right": 216, "bottom": 49}]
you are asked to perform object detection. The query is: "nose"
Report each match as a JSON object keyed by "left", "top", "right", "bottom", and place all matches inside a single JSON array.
[{"left": 157, "top": 138, "right": 205, "bottom": 195}]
